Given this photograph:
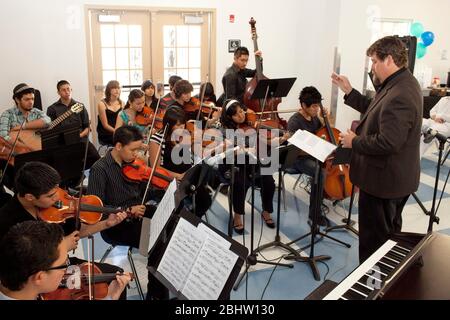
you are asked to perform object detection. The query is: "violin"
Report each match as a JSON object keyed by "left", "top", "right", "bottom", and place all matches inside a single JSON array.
[
  {"left": 41, "top": 262, "right": 134, "bottom": 300},
  {"left": 38, "top": 188, "right": 123, "bottom": 224},
  {"left": 315, "top": 105, "right": 354, "bottom": 201},
  {"left": 122, "top": 158, "right": 173, "bottom": 190},
  {"left": 135, "top": 105, "right": 155, "bottom": 126}
]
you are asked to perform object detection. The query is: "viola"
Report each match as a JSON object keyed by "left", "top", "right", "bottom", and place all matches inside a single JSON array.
[
  {"left": 41, "top": 262, "right": 134, "bottom": 300},
  {"left": 135, "top": 105, "right": 155, "bottom": 126},
  {"left": 315, "top": 105, "right": 355, "bottom": 201},
  {"left": 243, "top": 17, "right": 287, "bottom": 130},
  {"left": 38, "top": 188, "right": 123, "bottom": 225},
  {"left": 121, "top": 158, "right": 173, "bottom": 189}
]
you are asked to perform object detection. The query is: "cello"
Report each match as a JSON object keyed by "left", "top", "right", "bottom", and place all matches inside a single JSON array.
[
  {"left": 315, "top": 104, "right": 354, "bottom": 201},
  {"left": 243, "top": 17, "right": 287, "bottom": 130}
]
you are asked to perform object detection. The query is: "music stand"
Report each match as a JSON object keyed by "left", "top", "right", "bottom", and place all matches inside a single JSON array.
[
  {"left": 14, "top": 143, "right": 85, "bottom": 188},
  {"left": 41, "top": 123, "right": 80, "bottom": 150},
  {"left": 233, "top": 77, "right": 296, "bottom": 290},
  {"left": 324, "top": 146, "right": 359, "bottom": 236}
]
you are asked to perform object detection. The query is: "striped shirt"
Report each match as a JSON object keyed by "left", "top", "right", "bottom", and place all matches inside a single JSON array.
[
  {"left": 87, "top": 150, "right": 145, "bottom": 209},
  {"left": 0, "top": 106, "right": 51, "bottom": 141}
]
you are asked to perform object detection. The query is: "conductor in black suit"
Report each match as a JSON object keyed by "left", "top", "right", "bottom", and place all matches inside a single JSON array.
[{"left": 332, "top": 36, "right": 422, "bottom": 263}]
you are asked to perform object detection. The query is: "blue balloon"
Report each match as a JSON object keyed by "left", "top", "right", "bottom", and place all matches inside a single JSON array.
[
  {"left": 410, "top": 22, "right": 424, "bottom": 37},
  {"left": 421, "top": 31, "right": 435, "bottom": 47},
  {"left": 416, "top": 42, "right": 427, "bottom": 59}
]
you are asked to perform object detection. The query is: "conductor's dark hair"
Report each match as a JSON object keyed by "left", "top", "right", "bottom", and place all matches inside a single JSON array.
[
  {"left": 367, "top": 36, "right": 408, "bottom": 69},
  {"left": 113, "top": 125, "right": 143, "bottom": 146},
  {"left": 299, "top": 86, "right": 322, "bottom": 107},
  {"left": 15, "top": 162, "right": 61, "bottom": 198},
  {"left": 0, "top": 221, "right": 64, "bottom": 291},
  {"left": 234, "top": 46, "right": 250, "bottom": 58}
]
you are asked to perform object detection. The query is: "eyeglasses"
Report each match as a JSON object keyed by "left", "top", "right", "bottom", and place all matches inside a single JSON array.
[{"left": 45, "top": 257, "right": 70, "bottom": 271}]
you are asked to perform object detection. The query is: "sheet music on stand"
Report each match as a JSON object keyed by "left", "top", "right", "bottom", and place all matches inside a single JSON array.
[
  {"left": 148, "top": 210, "right": 248, "bottom": 300},
  {"left": 287, "top": 129, "right": 337, "bottom": 162}
]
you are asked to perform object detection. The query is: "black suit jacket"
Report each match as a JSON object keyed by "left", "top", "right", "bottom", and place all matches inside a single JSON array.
[{"left": 345, "top": 69, "right": 422, "bottom": 199}]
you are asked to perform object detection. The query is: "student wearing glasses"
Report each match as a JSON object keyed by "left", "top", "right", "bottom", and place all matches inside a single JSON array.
[{"left": 0, "top": 221, "right": 130, "bottom": 300}]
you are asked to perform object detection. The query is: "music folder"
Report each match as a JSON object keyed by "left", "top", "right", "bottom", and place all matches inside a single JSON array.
[{"left": 147, "top": 209, "right": 248, "bottom": 300}]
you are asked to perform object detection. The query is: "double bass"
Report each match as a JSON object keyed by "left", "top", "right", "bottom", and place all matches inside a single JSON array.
[
  {"left": 315, "top": 105, "right": 354, "bottom": 201},
  {"left": 243, "top": 17, "right": 287, "bottom": 130}
]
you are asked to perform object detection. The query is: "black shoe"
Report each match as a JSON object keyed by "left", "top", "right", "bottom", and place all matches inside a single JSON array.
[
  {"left": 233, "top": 223, "right": 244, "bottom": 234},
  {"left": 262, "top": 213, "right": 276, "bottom": 228},
  {"left": 423, "top": 132, "right": 435, "bottom": 144}
]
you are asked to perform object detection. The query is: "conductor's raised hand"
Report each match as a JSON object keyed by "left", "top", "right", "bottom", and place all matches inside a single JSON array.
[{"left": 331, "top": 72, "right": 353, "bottom": 95}]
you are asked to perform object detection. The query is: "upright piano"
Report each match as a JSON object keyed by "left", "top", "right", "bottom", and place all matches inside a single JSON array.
[{"left": 319, "top": 232, "right": 450, "bottom": 300}]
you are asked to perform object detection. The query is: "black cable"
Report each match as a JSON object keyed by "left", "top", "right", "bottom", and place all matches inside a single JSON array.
[
  {"left": 260, "top": 254, "right": 285, "bottom": 300},
  {"left": 319, "top": 260, "right": 331, "bottom": 281}
]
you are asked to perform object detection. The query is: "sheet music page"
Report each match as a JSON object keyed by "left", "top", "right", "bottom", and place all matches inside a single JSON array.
[
  {"left": 197, "top": 223, "right": 231, "bottom": 249},
  {"left": 157, "top": 217, "right": 206, "bottom": 291},
  {"left": 181, "top": 236, "right": 238, "bottom": 300},
  {"left": 148, "top": 179, "right": 177, "bottom": 252},
  {"left": 288, "top": 129, "right": 337, "bottom": 162}
]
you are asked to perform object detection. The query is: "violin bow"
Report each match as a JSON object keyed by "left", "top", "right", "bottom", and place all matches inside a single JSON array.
[
  {"left": 0, "top": 116, "right": 27, "bottom": 186},
  {"left": 145, "top": 93, "right": 163, "bottom": 147},
  {"left": 141, "top": 124, "right": 169, "bottom": 205}
]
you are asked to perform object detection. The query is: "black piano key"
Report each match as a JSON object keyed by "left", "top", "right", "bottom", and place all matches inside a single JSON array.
[
  {"left": 374, "top": 262, "right": 391, "bottom": 276},
  {"left": 342, "top": 288, "right": 366, "bottom": 300},
  {"left": 387, "top": 249, "right": 406, "bottom": 261},
  {"left": 360, "top": 274, "right": 382, "bottom": 290},
  {"left": 379, "top": 257, "right": 396, "bottom": 269},
  {"left": 394, "top": 244, "right": 411, "bottom": 255},
  {"left": 353, "top": 282, "right": 373, "bottom": 296}
]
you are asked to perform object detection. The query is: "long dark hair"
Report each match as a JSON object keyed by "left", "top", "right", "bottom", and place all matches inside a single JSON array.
[
  {"left": 123, "top": 89, "right": 144, "bottom": 110},
  {"left": 220, "top": 99, "right": 242, "bottom": 130},
  {"left": 104, "top": 80, "right": 122, "bottom": 105},
  {"left": 162, "top": 106, "right": 186, "bottom": 142}
]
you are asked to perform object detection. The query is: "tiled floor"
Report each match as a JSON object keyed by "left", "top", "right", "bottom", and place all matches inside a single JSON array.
[{"left": 77, "top": 143, "right": 450, "bottom": 300}]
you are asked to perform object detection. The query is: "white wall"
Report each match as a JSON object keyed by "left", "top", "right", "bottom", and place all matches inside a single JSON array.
[{"left": 0, "top": 0, "right": 339, "bottom": 120}]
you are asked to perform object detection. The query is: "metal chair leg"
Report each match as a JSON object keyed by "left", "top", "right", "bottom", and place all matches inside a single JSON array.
[
  {"left": 127, "top": 247, "right": 144, "bottom": 300},
  {"left": 100, "top": 245, "right": 115, "bottom": 263},
  {"left": 293, "top": 174, "right": 302, "bottom": 190}
]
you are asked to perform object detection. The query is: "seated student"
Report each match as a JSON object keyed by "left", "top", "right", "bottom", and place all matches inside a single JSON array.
[
  {"left": 421, "top": 96, "right": 450, "bottom": 156},
  {"left": 97, "top": 80, "right": 124, "bottom": 146},
  {"left": 47, "top": 80, "right": 100, "bottom": 169},
  {"left": 193, "top": 82, "right": 222, "bottom": 128},
  {"left": 141, "top": 79, "right": 158, "bottom": 110},
  {"left": 0, "top": 161, "right": 130, "bottom": 298},
  {"left": 0, "top": 221, "right": 130, "bottom": 300},
  {"left": 284, "top": 86, "right": 329, "bottom": 226},
  {"left": 87, "top": 125, "right": 156, "bottom": 248},
  {"left": 219, "top": 99, "right": 276, "bottom": 234},
  {"left": 115, "top": 89, "right": 149, "bottom": 138}
]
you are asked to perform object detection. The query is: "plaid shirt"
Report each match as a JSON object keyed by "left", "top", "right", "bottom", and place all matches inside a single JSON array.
[{"left": 0, "top": 106, "right": 51, "bottom": 141}]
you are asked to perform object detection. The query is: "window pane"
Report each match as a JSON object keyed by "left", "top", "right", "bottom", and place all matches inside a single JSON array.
[
  {"left": 189, "top": 48, "right": 201, "bottom": 68},
  {"left": 128, "top": 25, "right": 142, "bottom": 47},
  {"left": 189, "top": 68, "right": 201, "bottom": 84},
  {"left": 130, "top": 70, "right": 143, "bottom": 85},
  {"left": 164, "top": 25, "right": 176, "bottom": 47},
  {"left": 117, "top": 70, "right": 130, "bottom": 86},
  {"left": 102, "top": 70, "right": 116, "bottom": 86},
  {"left": 189, "top": 26, "right": 201, "bottom": 47},
  {"left": 176, "top": 26, "right": 189, "bottom": 47},
  {"left": 130, "top": 48, "right": 142, "bottom": 68},
  {"left": 115, "top": 48, "right": 129, "bottom": 69},
  {"left": 102, "top": 48, "right": 115, "bottom": 69},
  {"left": 115, "top": 25, "right": 128, "bottom": 47},
  {"left": 120, "top": 88, "right": 130, "bottom": 104},
  {"left": 177, "top": 48, "right": 189, "bottom": 68},
  {"left": 164, "top": 48, "right": 176, "bottom": 68},
  {"left": 177, "top": 69, "right": 189, "bottom": 81},
  {"left": 100, "top": 24, "right": 114, "bottom": 47},
  {"left": 164, "top": 69, "right": 177, "bottom": 85}
]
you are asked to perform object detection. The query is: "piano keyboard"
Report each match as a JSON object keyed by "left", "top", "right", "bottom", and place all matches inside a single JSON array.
[{"left": 323, "top": 240, "right": 413, "bottom": 300}]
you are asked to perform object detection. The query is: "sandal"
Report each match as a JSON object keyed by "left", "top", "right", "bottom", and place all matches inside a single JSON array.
[
  {"left": 233, "top": 223, "right": 244, "bottom": 235},
  {"left": 262, "top": 212, "right": 275, "bottom": 228}
]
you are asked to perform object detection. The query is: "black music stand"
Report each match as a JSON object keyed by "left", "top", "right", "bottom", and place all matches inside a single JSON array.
[
  {"left": 41, "top": 123, "right": 80, "bottom": 150},
  {"left": 14, "top": 143, "right": 85, "bottom": 188},
  {"left": 324, "top": 146, "right": 359, "bottom": 236},
  {"left": 284, "top": 156, "right": 350, "bottom": 281},
  {"left": 233, "top": 77, "right": 296, "bottom": 290}
]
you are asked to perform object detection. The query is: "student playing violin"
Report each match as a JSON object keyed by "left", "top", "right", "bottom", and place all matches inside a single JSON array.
[
  {"left": 0, "top": 162, "right": 130, "bottom": 299},
  {"left": 141, "top": 79, "right": 158, "bottom": 110},
  {"left": 219, "top": 99, "right": 276, "bottom": 234},
  {"left": 0, "top": 221, "right": 130, "bottom": 300},
  {"left": 115, "top": 89, "right": 148, "bottom": 135}
]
